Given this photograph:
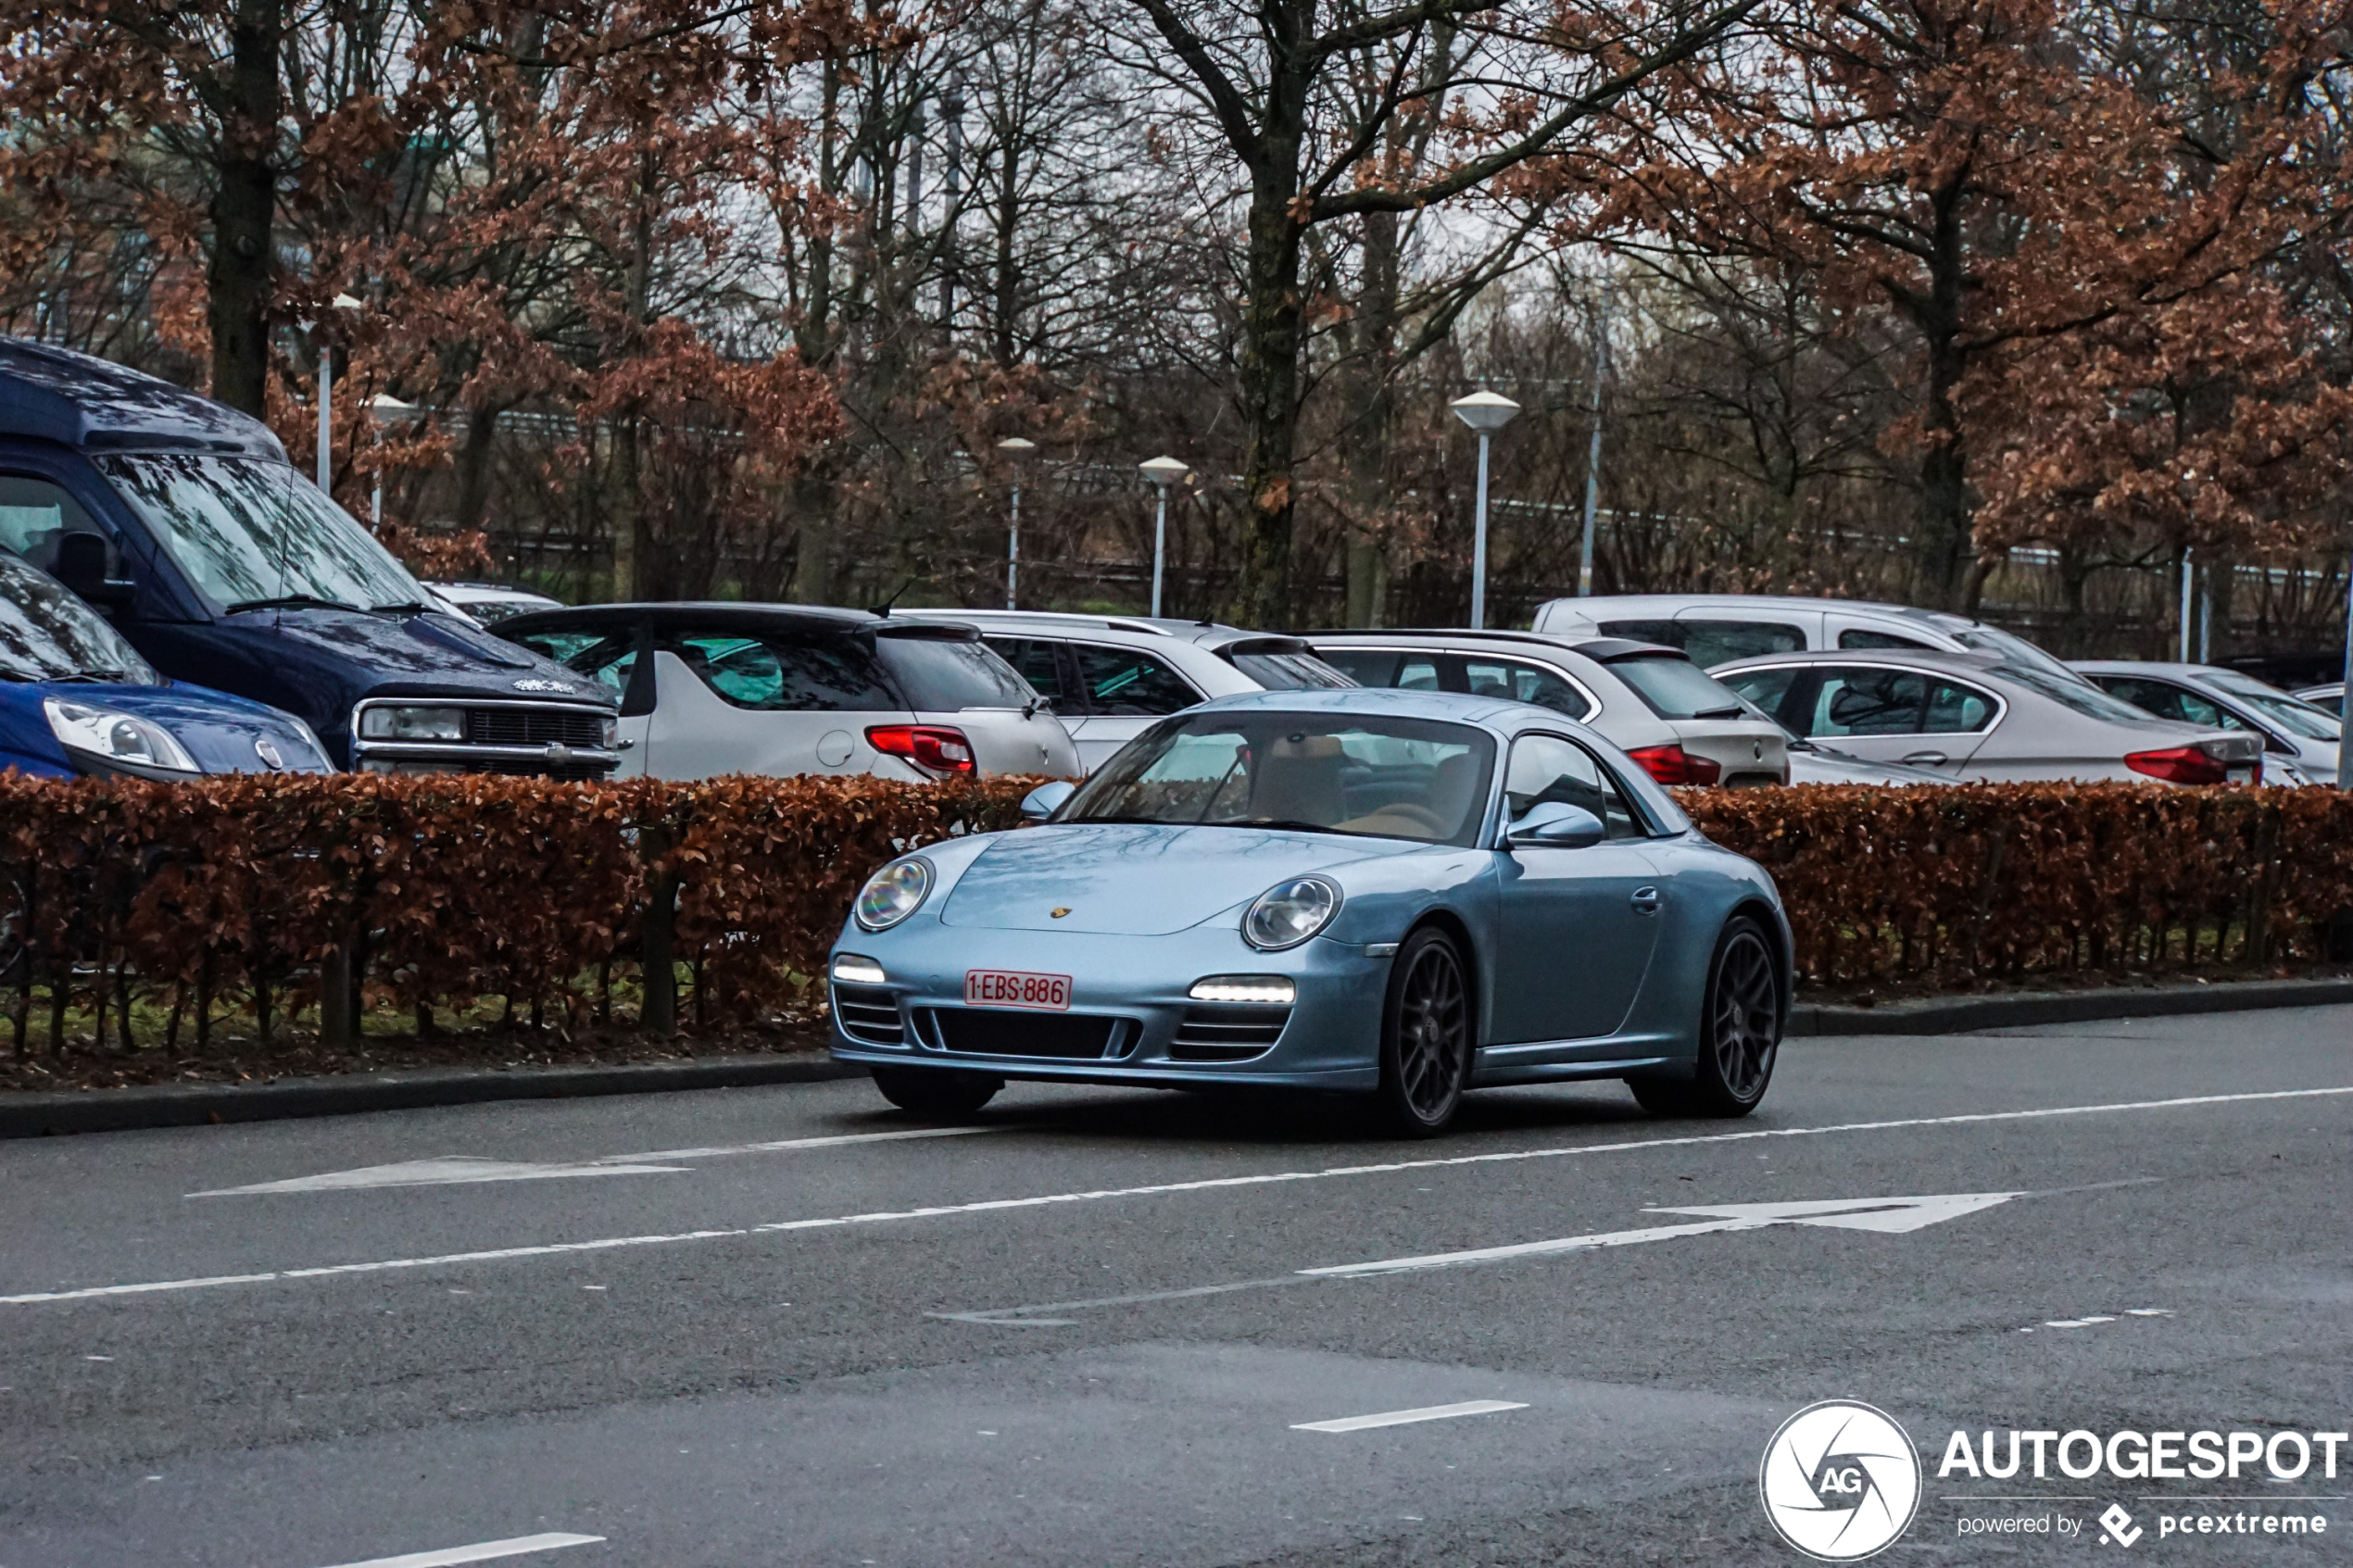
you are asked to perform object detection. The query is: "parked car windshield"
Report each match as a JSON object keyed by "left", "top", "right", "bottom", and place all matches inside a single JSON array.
[
  {"left": 2205, "top": 672, "right": 2341, "bottom": 741},
  {"left": 1063, "top": 710, "right": 1495, "bottom": 845},
  {"left": 1606, "top": 652, "right": 1752, "bottom": 720},
  {"left": 874, "top": 631, "right": 1038, "bottom": 709},
  {"left": 1995, "top": 662, "right": 2170, "bottom": 723},
  {"left": 97, "top": 454, "right": 426, "bottom": 614},
  {"left": 1904, "top": 610, "right": 2083, "bottom": 685},
  {"left": 1227, "top": 648, "right": 1356, "bottom": 691},
  {"left": 0, "top": 549, "right": 159, "bottom": 684}
]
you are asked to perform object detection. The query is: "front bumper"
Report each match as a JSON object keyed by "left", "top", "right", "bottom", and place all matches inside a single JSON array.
[{"left": 826, "top": 918, "right": 1391, "bottom": 1090}]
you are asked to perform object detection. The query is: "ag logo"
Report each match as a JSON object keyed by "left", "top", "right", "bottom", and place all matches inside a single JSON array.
[{"left": 1759, "top": 1399, "right": 1921, "bottom": 1561}]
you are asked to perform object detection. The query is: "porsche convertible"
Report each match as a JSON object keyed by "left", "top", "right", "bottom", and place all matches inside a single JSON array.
[{"left": 827, "top": 688, "right": 1789, "bottom": 1135}]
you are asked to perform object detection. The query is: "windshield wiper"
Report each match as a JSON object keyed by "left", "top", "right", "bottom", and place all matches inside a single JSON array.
[
  {"left": 1225, "top": 817, "right": 1345, "bottom": 834},
  {"left": 226, "top": 595, "right": 368, "bottom": 615},
  {"left": 369, "top": 601, "right": 437, "bottom": 617},
  {"left": 45, "top": 671, "right": 120, "bottom": 684}
]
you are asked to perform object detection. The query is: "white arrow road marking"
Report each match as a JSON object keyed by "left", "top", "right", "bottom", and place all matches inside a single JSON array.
[
  {"left": 1292, "top": 1399, "right": 1528, "bottom": 1434},
  {"left": 8, "top": 1085, "right": 2342, "bottom": 1308},
  {"left": 313, "top": 1532, "right": 603, "bottom": 1568},
  {"left": 189, "top": 1125, "right": 1000, "bottom": 1198},
  {"left": 1298, "top": 1193, "right": 2023, "bottom": 1278}
]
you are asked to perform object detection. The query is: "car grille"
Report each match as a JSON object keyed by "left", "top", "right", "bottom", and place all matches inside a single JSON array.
[
  {"left": 923, "top": 1008, "right": 1119, "bottom": 1059},
  {"left": 832, "top": 985, "right": 904, "bottom": 1046},
  {"left": 1170, "top": 1005, "right": 1290, "bottom": 1061},
  {"left": 466, "top": 708, "right": 607, "bottom": 747}
]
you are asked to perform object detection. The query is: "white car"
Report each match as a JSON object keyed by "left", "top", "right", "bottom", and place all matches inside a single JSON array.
[
  {"left": 895, "top": 609, "right": 1354, "bottom": 772},
  {"left": 2074, "top": 661, "right": 2340, "bottom": 785},
  {"left": 1531, "top": 593, "right": 2088, "bottom": 686},
  {"left": 428, "top": 581, "right": 563, "bottom": 625},
  {"left": 1306, "top": 630, "right": 1788, "bottom": 786},
  {"left": 1712, "top": 647, "right": 2265, "bottom": 784},
  {"left": 497, "top": 603, "right": 1080, "bottom": 782},
  {"left": 2293, "top": 682, "right": 2342, "bottom": 718}
]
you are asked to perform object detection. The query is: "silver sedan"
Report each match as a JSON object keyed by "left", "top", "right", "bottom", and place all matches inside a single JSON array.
[
  {"left": 1710, "top": 648, "right": 2266, "bottom": 784},
  {"left": 2073, "top": 661, "right": 2341, "bottom": 786}
]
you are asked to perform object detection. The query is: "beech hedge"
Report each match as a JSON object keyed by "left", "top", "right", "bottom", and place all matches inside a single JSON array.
[{"left": 3, "top": 774, "right": 2349, "bottom": 1055}]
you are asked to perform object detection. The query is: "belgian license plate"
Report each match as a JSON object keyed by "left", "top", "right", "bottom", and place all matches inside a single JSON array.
[
  {"left": 2229, "top": 765, "right": 2256, "bottom": 784},
  {"left": 964, "top": 969, "right": 1072, "bottom": 1011}
]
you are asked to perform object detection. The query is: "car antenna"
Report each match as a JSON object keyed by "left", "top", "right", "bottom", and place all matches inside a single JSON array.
[{"left": 867, "top": 578, "right": 917, "bottom": 618}]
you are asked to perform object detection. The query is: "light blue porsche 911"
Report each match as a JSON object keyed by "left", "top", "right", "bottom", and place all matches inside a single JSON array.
[{"left": 827, "top": 688, "right": 1790, "bottom": 1135}]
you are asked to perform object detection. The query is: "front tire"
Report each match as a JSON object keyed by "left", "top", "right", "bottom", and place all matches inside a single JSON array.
[
  {"left": 869, "top": 1065, "right": 1001, "bottom": 1119},
  {"left": 1374, "top": 928, "right": 1474, "bottom": 1136},
  {"left": 1630, "top": 914, "right": 1780, "bottom": 1119}
]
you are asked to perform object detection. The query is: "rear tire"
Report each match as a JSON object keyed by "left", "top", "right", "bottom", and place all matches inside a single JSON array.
[
  {"left": 1629, "top": 914, "right": 1780, "bottom": 1119},
  {"left": 869, "top": 1065, "right": 1001, "bottom": 1119},
  {"left": 1373, "top": 927, "right": 1474, "bottom": 1137}
]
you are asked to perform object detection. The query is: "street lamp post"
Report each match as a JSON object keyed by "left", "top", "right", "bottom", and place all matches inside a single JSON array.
[
  {"left": 1579, "top": 289, "right": 1610, "bottom": 597},
  {"left": 997, "top": 437, "right": 1037, "bottom": 609},
  {"left": 366, "top": 395, "right": 420, "bottom": 529},
  {"left": 1450, "top": 391, "right": 1521, "bottom": 630},
  {"left": 316, "top": 294, "right": 363, "bottom": 495},
  {"left": 1138, "top": 457, "right": 1189, "bottom": 617},
  {"left": 2338, "top": 546, "right": 2353, "bottom": 789}
]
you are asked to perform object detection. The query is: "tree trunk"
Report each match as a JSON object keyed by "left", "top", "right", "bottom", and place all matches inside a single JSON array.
[
  {"left": 1234, "top": 174, "right": 1305, "bottom": 629},
  {"left": 1340, "top": 210, "right": 1400, "bottom": 628},
  {"left": 452, "top": 404, "right": 504, "bottom": 535},
  {"left": 1912, "top": 180, "right": 1974, "bottom": 611},
  {"left": 207, "top": 0, "right": 284, "bottom": 416}
]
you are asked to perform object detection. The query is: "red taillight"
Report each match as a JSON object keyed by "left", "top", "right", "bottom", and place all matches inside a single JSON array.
[
  {"left": 866, "top": 724, "right": 976, "bottom": 775},
  {"left": 2124, "top": 746, "right": 2233, "bottom": 785},
  {"left": 1625, "top": 743, "right": 1721, "bottom": 786}
]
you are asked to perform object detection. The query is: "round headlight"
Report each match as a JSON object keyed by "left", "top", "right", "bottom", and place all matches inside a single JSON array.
[
  {"left": 1242, "top": 875, "right": 1341, "bottom": 950},
  {"left": 853, "top": 857, "right": 935, "bottom": 932}
]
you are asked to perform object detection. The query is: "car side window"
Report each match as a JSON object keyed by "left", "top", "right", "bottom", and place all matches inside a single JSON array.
[
  {"left": 513, "top": 630, "right": 637, "bottom": 696},
  {"left": 2095, "top": 675, "right": 2235, "bottom": 730},
  {"left": 1840, "top": 628, "right": 1932, "bottom": 650},
  {"left": 1677, "top": 620, "right": 1806, "bottom": 668},
  {"left": 1504, "top": 734, "right": 1644, "bottom": 840},
  {"left": 0, "top": 474, "right": 112, "bottom": 578},
  {"left": 1718, "top": 667, "right": 1802, "bottom": 728},
  {"left": 1810, "top": 667, "right": 1927, "bottom": 736},
  {"left": 668, "top": 633, "right": 896, "bottom": 710},
  {"left": 1070, "top": 643, "right": 1201, "bottom": 716},
  {"left": 984, "top": 636, "right": 1069, "bottom": 707},
  {"left": 1922, "top": 678, "right": 1998, "bottom": 734},
  {"left": 1463, "top": 659, "right": 1593, "bottom": 721},
  {"left": 1314, "top": 647, "right": 1401, "bottom": 687},
  {"left": 1597, "top": 619, "right": 1684, "bottom": 648}
]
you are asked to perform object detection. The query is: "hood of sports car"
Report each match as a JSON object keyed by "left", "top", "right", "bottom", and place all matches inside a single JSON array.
[{"left": 938, "top": 822, "right": 1428, "bottom": 935}]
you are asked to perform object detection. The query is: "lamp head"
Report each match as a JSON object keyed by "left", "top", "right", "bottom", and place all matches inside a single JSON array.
[
  {"left": 996, "top": 436, "right": 1038, "bottom": 455},
  {"left": 1138, "top": 456, "right": 1189, "bottom": 486},
  {"left": 1450, "top": 390, "right": 1521, "bottom": 433}
]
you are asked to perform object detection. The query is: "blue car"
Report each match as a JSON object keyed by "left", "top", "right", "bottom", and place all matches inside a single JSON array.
[
  {"left": 828, "top": 688, "right": 1790, "bottom": 1135},
  {"left": 0, "top": 548, "right": 331, "bottom": 780}
]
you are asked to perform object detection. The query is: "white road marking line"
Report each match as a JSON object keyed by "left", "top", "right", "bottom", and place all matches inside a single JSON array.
[
  {"left": 1292, "top": 1399, "right": 1528, "bottom": 1433},
  {"left": 2125, "top": 1307, "right": 2173, "bottom": 1316},
  {"left": 312, "top": 1532, "right": 603, "bottom": 1568},
  {"left": 191, "top": 1126, "right": 1000, "bottom": 1198},
  {"left": 1300, "top": 1193, "right": 2021, "bottom": 1278},
  {"left": 10, "top": 1085, "right": 2347, "bottom": 1308},
  {"left": 2044, "top": 1315, "right": 2119, "bottom": 1328}
]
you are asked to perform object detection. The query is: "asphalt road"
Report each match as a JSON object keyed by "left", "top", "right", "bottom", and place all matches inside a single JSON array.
[{"left": 2, "top": 1008, "right": 2347, "bottom": 1568}]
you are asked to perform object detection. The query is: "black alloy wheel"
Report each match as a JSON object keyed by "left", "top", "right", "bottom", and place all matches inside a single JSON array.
[
  {"left": 1376, "top": 927, "right": 1474, "bottom": 1136},
  {"left": 1630, "top": 914, "right": 1780, "bottom": 1119}
]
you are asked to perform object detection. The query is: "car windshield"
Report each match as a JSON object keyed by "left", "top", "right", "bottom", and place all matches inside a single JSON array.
[
  {"left": 97, "top": 454, "right": 425, "bottom": 614},
  {"left": 2205, "top": 672, "right": 2341, "bottom": 740},
  {"left": 1994, "top": 662, "right": 2170, "bottom": 722},
  {"left": 1228, "top": 648, "right": 1356, "bottom": 691},
  {"left": 1904, "top": 610, "right": 2083, "bottom": 685},
  {"left": 1607, "top": 653, "right": 1752, "bottom": 720},
  {"left": 0, "top": 550, "right": 158, "bottom": 684},
  {"left": 874, "top": 632, "right": 1038, "bottom": 709},
  {"left": 1063, "top": 711, "right": 1495, "bottom": 845}
]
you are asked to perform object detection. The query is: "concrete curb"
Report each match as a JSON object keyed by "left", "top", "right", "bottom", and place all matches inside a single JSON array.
[
  {"left": 1788, "top": 976, "right": 2353, "bottom": 1037},
  {"left": 0, "top": 1053, "right": 867, "bottom": 1138}
]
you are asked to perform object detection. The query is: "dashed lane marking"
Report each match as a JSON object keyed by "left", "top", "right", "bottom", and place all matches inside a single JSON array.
[{"left": 1292, "top": 1399, "right": 1528, "bottom": 1433}]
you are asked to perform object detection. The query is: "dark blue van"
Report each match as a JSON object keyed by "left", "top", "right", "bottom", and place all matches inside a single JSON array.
[{"left": 0, "top": 337, "right": 618, "bottom": 776}]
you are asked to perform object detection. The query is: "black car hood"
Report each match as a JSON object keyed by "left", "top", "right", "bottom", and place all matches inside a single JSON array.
[{"left": 224, "top": 608, "right": 610, "bottom": 702}]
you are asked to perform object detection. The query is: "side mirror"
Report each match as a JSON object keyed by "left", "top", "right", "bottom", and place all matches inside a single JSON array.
[
  {"left": 1020, "top": 780, "right": 1076, "bottom": 822},
  {"left": 54, "top": 533, "right": 132, "bottom": 608},
  {"left": 1505, "top": 801, "right": 1605, "bottom": 850}
]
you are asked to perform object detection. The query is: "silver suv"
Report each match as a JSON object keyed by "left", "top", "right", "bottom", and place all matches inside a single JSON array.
[{"left": 898, "top": 610, "right": 1353, "bottom": 772}]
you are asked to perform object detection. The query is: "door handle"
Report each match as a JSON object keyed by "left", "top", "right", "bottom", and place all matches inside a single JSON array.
[
  {"left": 1901, "top": 750, "right": 1948, "bottom": 766},
  {"left": 1630, "top": 885, "right": 1662, "bottom": 916}
]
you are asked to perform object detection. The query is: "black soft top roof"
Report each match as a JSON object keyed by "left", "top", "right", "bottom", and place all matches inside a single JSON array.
[{"left": 0, "top": 336, "right": 286, "bottom": 459}]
